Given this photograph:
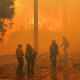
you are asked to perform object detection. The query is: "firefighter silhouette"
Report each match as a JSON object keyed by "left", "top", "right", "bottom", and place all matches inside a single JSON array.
[
  {"left": 16, "top": 43, "right": 24, "bottom": 73},
  {"left": 61, "top": 36, "right": 70, "bottom": 60},
  {"left": 25, "top": 44, "right": 37, "bottom": 74},
  {"left": 50, "top": 40, "right": 59, "bottom": 67}
]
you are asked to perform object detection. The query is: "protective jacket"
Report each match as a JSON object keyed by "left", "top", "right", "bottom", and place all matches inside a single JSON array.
[
  {"left": 50, "top": 43, "right": 59, "bottom": 56},
  {"left": 16, "top": 48, "right": 24, "bottom": 58},
  {"left": 25, "top": 48, "right": 37, "bottom": 60}
]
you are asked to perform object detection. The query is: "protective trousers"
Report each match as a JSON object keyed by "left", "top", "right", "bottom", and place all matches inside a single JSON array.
[
  {"left": 26, "top": 56, "right": 35, "bottom": 74},
  {"left": 16, "top": 57, "right": 24, "bottom": 73},
  {"left": 50, "top": 54, "right": 57, "bottom": 66}
]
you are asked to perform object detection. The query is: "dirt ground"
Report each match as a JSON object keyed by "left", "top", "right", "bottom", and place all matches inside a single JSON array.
[{"left": 0, "top": 53, "right": 80, "bottom": 80}]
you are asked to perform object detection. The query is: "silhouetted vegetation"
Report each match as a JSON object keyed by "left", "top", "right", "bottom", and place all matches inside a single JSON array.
[{"left": 0, "top": 0, "right": 14, "bottom": 41}]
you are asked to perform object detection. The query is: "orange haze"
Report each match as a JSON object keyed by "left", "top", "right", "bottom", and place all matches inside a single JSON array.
[{"left": 0, "top": 0, "right": 80, "bottom": 55}]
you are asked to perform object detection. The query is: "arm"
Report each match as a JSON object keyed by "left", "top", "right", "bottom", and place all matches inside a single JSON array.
[
  {"left": 25, "top": 50, "right": 28, "bottom": 57},
  {"left": 50, "top": 45, "right": 52, "bottom": 54},
  {"left": 56, "top": 45, "right": 59, "bottom": 54},
  {"left": 32, "top": 49, "right": 37, "bottom": 60},
  {"left": 21, "top": 49, "right": 24, "bottom": 56},
  {"left": 16, "top": 49, "right": 18, "bottom": 56},
  {"left": 34, "top": 51, "right": 37, "bottom": 59},
  {"left": 60, "top": 42, "right": 64, "bottom": 47}
]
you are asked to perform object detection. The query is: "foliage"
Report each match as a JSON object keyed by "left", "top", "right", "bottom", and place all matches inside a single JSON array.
[{"left": 0, "top": 0, "right": 14, "bottom": 41}]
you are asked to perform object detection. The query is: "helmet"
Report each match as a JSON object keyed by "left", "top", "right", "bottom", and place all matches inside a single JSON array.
[
  {"left": 26, "top": 44, "right": 32, "bottom": 49},
  {"left": 62, "top": 36, "right": 66, "bottom": 40},
  {"left": 52, "top": 40, "right": 56, "bottom": 43},
  {"left": 18, "top": 43, "right": 22, "bottom": 47}
]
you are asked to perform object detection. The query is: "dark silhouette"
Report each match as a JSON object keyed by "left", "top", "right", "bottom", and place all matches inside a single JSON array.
[
  {"left": 0, "top": 0, "right": 14, "bottom": 41},
  {"left": 61, "top": 36, "right": 70, "bottom": 50},
  {"left": 50, "top": 40, "right": 59, "bottom": 67},
  {"left": 16, "top": 43, "right": 24, "bottom": 73},
  {"left": 60, "top": 36, "right": 70, "bottom": 80},
  {"left": 61, "top": 36, "right": 70, "bottom": 61},
  {"left": 25, "top": 44, "right": 37, "bottom": 75}
]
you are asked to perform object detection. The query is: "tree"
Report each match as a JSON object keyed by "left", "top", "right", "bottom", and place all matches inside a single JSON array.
[{"left": 0, "top": 0, "right": 14, "bottom": 41}]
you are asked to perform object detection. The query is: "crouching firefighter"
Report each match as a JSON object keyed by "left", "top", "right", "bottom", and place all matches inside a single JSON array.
[
  {"left": 25, "top": 44, "right": 37, "bottom": 74},
  {"left": 50, "top": 40, "right": 59, "bottom": 67},
  {"left": 16, "top": 43, "right": 24, "bottom": 73}
]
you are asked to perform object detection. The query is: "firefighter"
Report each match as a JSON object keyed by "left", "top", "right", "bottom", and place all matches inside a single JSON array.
[
  {"left": 61, "top": 36, "right": 70, "bottom": 61},
  {"left": 50, "top": 40, "right": 59, "bottom": 67},
  {"left": 16, "top": 43, "right": 24, "bottom": 73},
  {"left": 61, "top": 36, "right": 70, "bottom": 52},
  {"left": 25, "top": 44, "right": 37, "bottom": 74}
]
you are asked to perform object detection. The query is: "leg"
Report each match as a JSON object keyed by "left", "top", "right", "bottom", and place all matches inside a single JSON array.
[
  {"left": 21, "top": 59, "right": 24, "bottom": 71},
  {"left": 16, "top": 58, "right": 20, "bottom": 73},
  {"left": 50, "top": 54, "right": 53, "bottom": 65},
  {"left": 31, "top": 59, "right": 35, "bottom": 74},
  {"left": 53, "top": 56, "right": 57, "bottom": 67},
  {"left": 16, "top": 64, "right": 20, "bottom": 73},
  {"left": 27, "top": 58, "right": 30, "bottom": 74},
  {"left": 20, "top": 58, "right": 24, "bottom": 73}
]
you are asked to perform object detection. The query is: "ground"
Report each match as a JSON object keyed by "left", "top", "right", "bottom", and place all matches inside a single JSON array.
[{"left": 0, "top": 53, "right": 80, "bottom": 80}]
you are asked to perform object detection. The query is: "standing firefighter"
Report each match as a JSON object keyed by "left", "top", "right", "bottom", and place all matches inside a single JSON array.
[
  {"left": 16, "top": 43, "right": 24, "bottom": 73},
  {"left": 25, "top": 44, "right": 37, "bottom": 74},
  {"left": 50, "top": 40, "right": 59, "bottom": 67},
  {"left": 61, "top": 36, "right": 70, "bottom": 60},
  {"left": 61, "top": 36, "right": 70, "bottom": 52}
]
